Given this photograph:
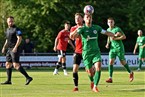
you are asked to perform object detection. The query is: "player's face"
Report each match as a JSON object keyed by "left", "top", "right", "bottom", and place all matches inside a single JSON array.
[
  {"left": 84, "top": 14, "right": 92, "bottom": 25},
  {"left": 7, "top": 18, "right": 14, "bottom": 27},
  {"left": 137, "top": 30, "right": 142, "bottom": 36},
  {"left": 107, "top": 19, "right": 115, "bottom": 28},
  {"left": 64, "top": 23, "right": 70, "bottom": 30},
  {"left": 75, "top": 15, "right": 83, "bottom": 25}
]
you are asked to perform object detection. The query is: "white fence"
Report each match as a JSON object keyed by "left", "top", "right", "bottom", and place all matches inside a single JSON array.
[{"left": 0, "top": 55, "right": 143, "bottom": 67}]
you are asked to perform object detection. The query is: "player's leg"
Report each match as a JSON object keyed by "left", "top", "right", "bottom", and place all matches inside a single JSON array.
[
  {"left": 119, "top": 52, "right": 134, "bottom": 82},
  {"left": 12, "top": 49, "right": 33, "bottom": 85},
  {"left": 1, "top": 50, "right": 13, "bottom": 85},
  {"left": 59, "top": 51, "right": 68, "bottom": 75},
  {"left": 138, "top": 58, "right": 143, "bottom": 71},
  {"left": 72, "top": 53, "right": 82, "bottom": 91},
  {"left": 91, "top": 61, "right": 101, "bottom": 93},
  {"left": 53, "top": 50, "right": 62, "bottom": 75},
  {"left": 91, "top": 52, "right": 102, "bottom": 92},
  {"left": 138, "top": 50, "right": 143, "bottom": 71},
  {"left": 62, "top": 57, "right": 68, "bottom": 75},
  {"left": 106, "top": 51, "right": 116, "bottom": 83},
  {"left": 86, "top": 67, "right": 95, "bottom": 89},
  {"left": 1, "top": 62, "right": 13, "bottom": 85}
]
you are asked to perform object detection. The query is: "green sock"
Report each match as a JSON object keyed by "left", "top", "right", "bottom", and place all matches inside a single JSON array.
[
  {"left": 93, "top": 71, "right": 101, "bottom": 85},
  {"left": 88, "top": 75, "right": 94, "bottom": 82},
  {"left": 108, "top": 65, "right": 113, "bottom": 78},
  {"left": 139, "top": 60, "right": 143, "bottom": 69},
  {"left": 124, "top": 64, "right": 131, "bottom": 73}
]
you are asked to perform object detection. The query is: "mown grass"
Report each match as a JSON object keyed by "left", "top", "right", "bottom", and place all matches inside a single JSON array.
[{"left": 0, "top": 67, "right": 145, "bottom": 97}]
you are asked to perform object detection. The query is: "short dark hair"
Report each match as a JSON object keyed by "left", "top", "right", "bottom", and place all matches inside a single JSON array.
[
  {"left": 75, "top": 13, "right": 83, "bottom": 18},
  {"left": 64, "top": 20, "right": 70, "bottom": 24},
  {"left": 8, "top": 16, "right": 14, "bottom": 19},
  {"left": 108, "top": 17, "right": 114, "bottom": 21}
]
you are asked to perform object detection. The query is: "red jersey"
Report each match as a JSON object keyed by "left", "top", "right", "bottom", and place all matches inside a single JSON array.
[
  {"left": 70, "top": 25, "right": 82, "bottom": 54},
  {"left": 56, "top": 29, "right": 70, "bottom": 51}
]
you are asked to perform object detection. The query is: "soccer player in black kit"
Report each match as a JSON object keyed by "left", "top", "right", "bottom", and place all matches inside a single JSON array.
[{"left": 1, "top": 16, "right": 33, "bottom": 85}]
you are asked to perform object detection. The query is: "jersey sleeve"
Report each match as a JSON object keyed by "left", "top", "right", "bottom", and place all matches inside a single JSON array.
[
  {"left": 57, "top": 31, "right": 62, "bottom": 39},
  {"left": 96, "top": 25, "right": 107, "bottom": 34},
  {"left": 70, "top": 27, "right": 75, "bottom": 33},
  {"left": 16, "top": 28, "right": 22, "bottom": 36},
  {"left": 136, "top": 37, "right": 139, "bottom": 43},
  {"left": 117, "top": 27, "right": 124, "bottom": 35},
  {"left": 77, "top": 27, "right": 83, "bottom": 35}
]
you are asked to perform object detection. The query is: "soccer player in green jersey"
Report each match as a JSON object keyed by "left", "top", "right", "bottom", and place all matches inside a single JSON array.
[
  {"left": 70, "top": 14, "right": 114, "bottom": 93},
  {"left": 105, "top": 17, "right": 134, "bottom": 83},
  {"left": 133, "top": 30, "right": 145, "bottom": 71}
]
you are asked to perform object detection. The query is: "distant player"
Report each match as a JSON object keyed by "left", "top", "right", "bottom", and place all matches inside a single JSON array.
[
  {"left": 105, "top": 17, "right": 134, "bottom": 83},
  {"left": 70, "top": 14, "right": 114, "bottom": 93},
  {"left": 133, "top": 30, "right": 145, "bottom": 71},
  {"left": 70, "top": 13, "right": 83, "bottom": 91},
  {"left": 1, "top": 16, "right": 33, "bottom": 85},
  {"left": 53, "top": 21, "right": 75, "bottom": 75}
]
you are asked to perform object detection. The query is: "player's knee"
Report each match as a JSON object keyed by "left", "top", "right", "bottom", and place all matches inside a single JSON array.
[{"left": 13, "top": 63, "right": 20, "bottom": 70}]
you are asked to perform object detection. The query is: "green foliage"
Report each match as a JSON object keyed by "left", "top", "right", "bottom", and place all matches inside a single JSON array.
[{"left": 0, "top": 0, "right": 145, "bottom": 52}]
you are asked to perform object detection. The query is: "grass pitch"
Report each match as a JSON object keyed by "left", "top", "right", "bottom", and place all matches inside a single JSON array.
[{"left": 0, "top": 68, "right": 145, "bottom": 97}]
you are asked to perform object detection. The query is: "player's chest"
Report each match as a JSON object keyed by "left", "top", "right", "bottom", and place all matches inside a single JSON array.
[{"left": 6, "top": 28, "right": 16, "bottom": 37}]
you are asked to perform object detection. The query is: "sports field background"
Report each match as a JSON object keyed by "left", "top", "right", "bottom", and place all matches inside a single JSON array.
[{"left": 0, "top": 67, "right": 145, "bottom": 97}]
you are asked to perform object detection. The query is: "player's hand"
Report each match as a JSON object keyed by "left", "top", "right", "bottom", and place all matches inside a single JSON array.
[
  {"left": 53, "top": 47, "right": 57, "bottom": 52},
  {"left": 105, "top": 44, "right": 109, "bottom": 49},
  {"left": 111, "top": 36, "right": 115, "bottom": 40},
  {"left": 133, "top": 50, "right": 136, "bottom": 54},
  {"left": 12, "top": 47, "right": 17, "bottom": 53},
  {"left": 1, "top": 48, "right": 5, "bottom": 54},
  {"left": 141, "top": 46, "right": 144, "bottom": 48}
]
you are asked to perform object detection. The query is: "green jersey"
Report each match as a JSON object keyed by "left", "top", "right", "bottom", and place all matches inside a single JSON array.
[
  {"left": 107, "top": 26, "right": 125, "bottom": 52},
  {"left": 136, "top": 36, "right": 145, "bottom": 51},
  {"left": 77, "top": 24, "right": 105, "bottom": 52}
]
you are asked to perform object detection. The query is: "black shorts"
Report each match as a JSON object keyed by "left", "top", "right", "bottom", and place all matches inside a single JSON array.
[
  {"left": 73, "top": 53, "right": 82, "bottom": 65},
  {"left": 57, "top": 50, "right": 66, "bottom": 58},
  {"left": 6, "top": 48, "right": 20, "bottom": 63}
]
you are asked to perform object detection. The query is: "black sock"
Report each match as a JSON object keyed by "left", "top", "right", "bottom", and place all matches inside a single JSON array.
[
  {"left": 18, "top": 66, "right": 29, "bottom": 79},
  {"left": 73, "top": 72, "right": 78, "bottom": 87},
  {"left": 62, "top": 63, "right": 66, "bottom": 69},
  {"left": 56, "top": 62, "right": 61, "bottom": 69},
  {"left": 6, "top": 68, "right": 12, "bottom": 82}
]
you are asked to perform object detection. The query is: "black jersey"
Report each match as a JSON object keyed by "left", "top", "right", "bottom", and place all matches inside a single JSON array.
[{"left": 5, "top": 25, "right": 22, "bottom": 48}]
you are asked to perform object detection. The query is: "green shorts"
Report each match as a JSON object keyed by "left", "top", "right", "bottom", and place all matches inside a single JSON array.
[
  {"left": 139, "top": 49, "right": 145, "bottom": 59},
  {"left": 109, "top": 49, "right": 125, "bottom": 61},
  {"left": 82, "top": 51, "right": 101, "bottom": 69}
]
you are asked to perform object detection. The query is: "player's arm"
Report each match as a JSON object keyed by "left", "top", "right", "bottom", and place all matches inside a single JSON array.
[
  {"left": 70, "top": 29, "right": 79, "bottom": 39},
  {"left": 68, "top": 39, "right": 75, "bottom": 50},
  {"left": 133, "top": 43, "right": 138, "bottom": 54},
  {"left": 105, "top": 37, "right": 110, "bottom": 49},
  {"left": 53, "top": 37, "right": 58, "bottom": 52},
  {"left": 112, "top": 32, "right": 126, "bottom": 40},
  {"left": 2, "top": 39, "right": 8, "bottom": 54},
  {"left": 70, "top": 26, "right": 82, "bottom": 39},
  {"left": 103, "top": 31, "right": 115, "bottom": 37},
  {"left": 13, "top": 35, "right": 22, "bottom": 53},
  {"left": 141, "top": 44, "right": 145, "bottom": 48}
]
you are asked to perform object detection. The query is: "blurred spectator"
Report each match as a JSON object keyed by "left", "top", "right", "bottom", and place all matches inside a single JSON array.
[
  {"left": 22, "top": 38, "right": 35, "bottom": 56},
  {"left": 22, "top": 38, "right": 35, "bottom": 69}
]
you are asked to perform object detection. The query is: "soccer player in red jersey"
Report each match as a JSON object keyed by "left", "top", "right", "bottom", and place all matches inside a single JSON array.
[
  {"left": 53, "top": 21, "right": 75, "bottom": 75},
  {"left": 70, "top": 13, "right": 83, "bottom": 91}
]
